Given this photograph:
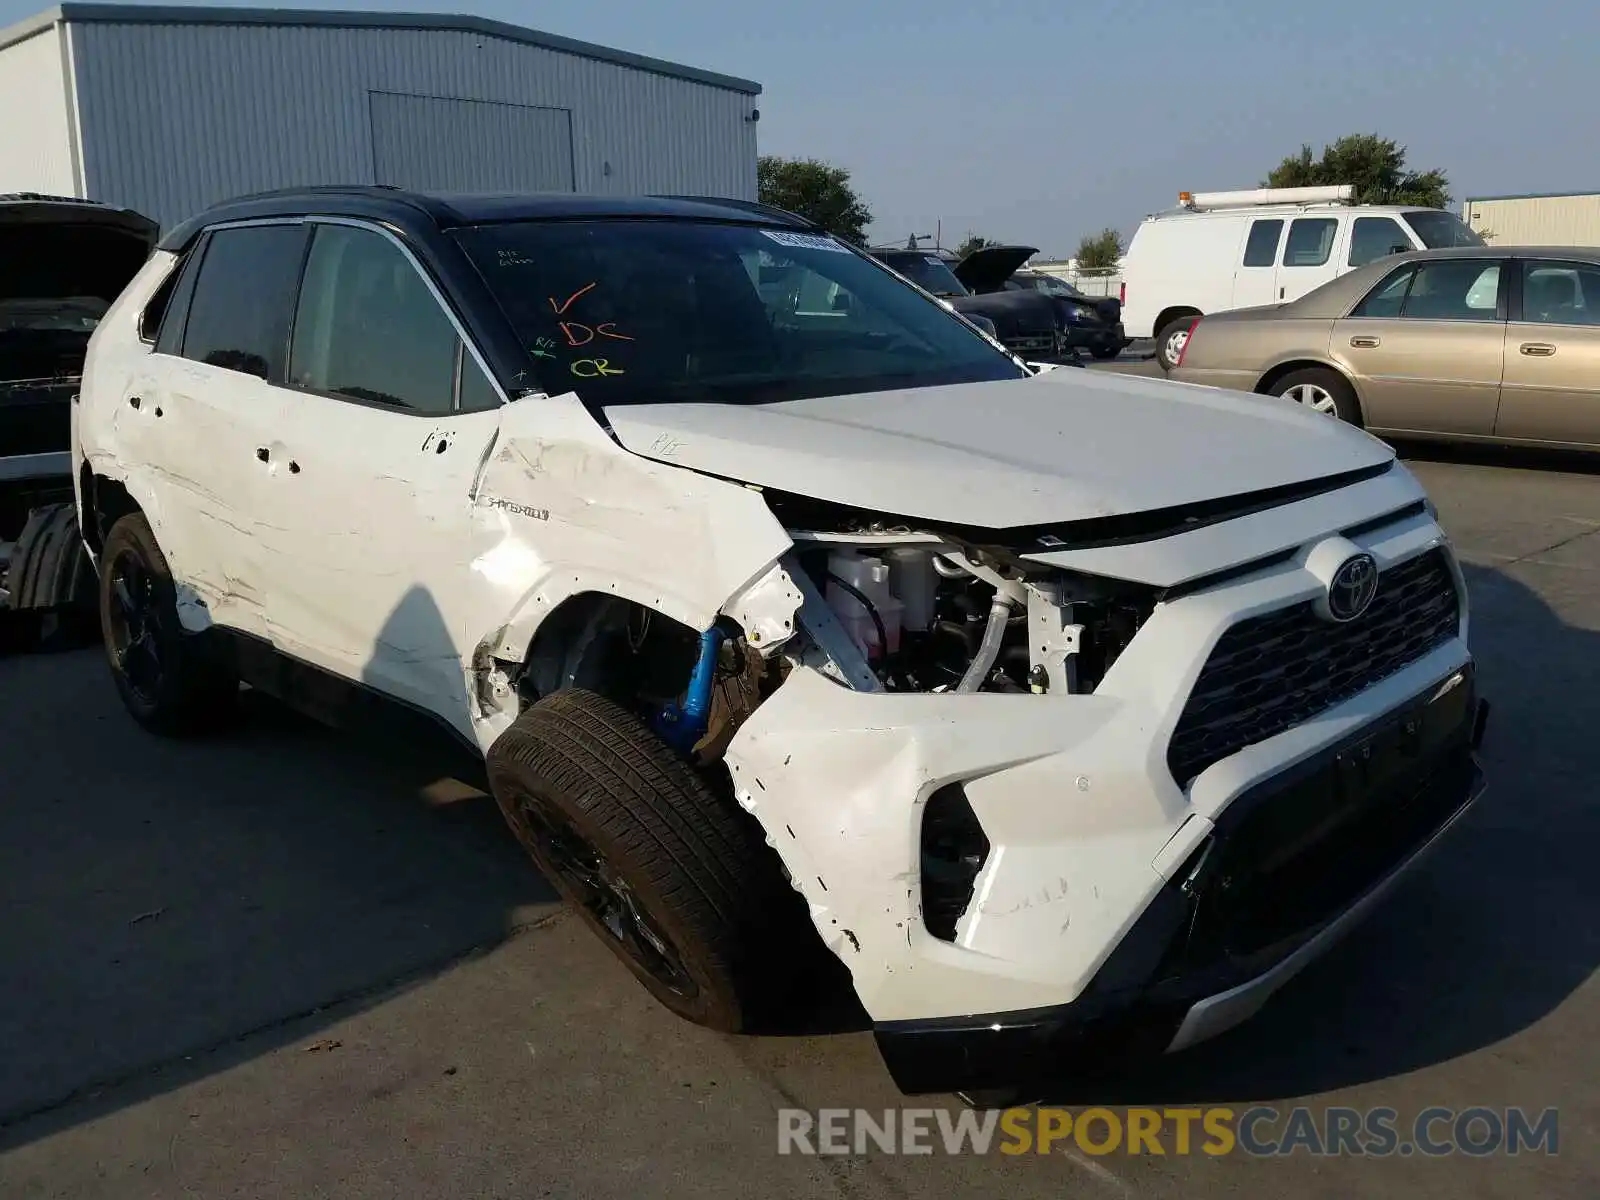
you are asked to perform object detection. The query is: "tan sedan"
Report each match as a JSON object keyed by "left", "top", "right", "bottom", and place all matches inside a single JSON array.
[{"left": 1170, "top": 246, "right": 1600, "bottom": 450}]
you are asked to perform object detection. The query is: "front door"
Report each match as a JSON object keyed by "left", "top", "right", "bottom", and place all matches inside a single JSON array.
[
  {"left": 1495, "top": 258, "right": 1600, "bottom": 447},
  {"left": 251, "top": 220, "right": 507, "bottom": 735},
  {"left": 1333, "top": 257, "right": 1508, "bottom": 436},
  {"left": 1272, "top": 215, "right": 1346, "bottom": 304}
]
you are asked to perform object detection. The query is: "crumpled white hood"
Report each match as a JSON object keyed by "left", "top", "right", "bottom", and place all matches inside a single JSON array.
[{"left": 603, "top": 368, "right": 1393, "bottom": 530}]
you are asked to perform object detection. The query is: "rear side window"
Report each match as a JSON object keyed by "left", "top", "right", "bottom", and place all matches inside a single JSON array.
[
  {"left": 1348, "top": 217, "right": 1413, "bottom": 268},
  {"left": 1353, "top": 266, "right": 1415, "bottom": 318},
  {"left": 181, "top": 224, "right": 309, "bottom": 379},
  {"left": 1241, "top": 219, "right": 1283, "bottom": 267},
  {"left": 1357, "top": 260, "right": 1501, "bottom": 321},
  {"left": 288, "top": 224, "right": 459, "bottom": 414},
  {"left": 1283, "top": 218, "right": 1337, "bottom": 267}
]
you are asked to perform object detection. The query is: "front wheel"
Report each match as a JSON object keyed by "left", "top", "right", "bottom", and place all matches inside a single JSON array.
[
  {"left": 1268, "top": 367, "right": 1362, "bottom": 425},
  {"left": 485, "top": 688, "right": 810, "bottom": 1032},
  {"left": 1156, "top": 316, "right": 1198, "bottom": 371}
]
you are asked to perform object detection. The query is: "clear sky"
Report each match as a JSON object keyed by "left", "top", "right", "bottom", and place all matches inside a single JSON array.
[{"left": 4, "top": 0, "right": 1596, "bottom": 256}]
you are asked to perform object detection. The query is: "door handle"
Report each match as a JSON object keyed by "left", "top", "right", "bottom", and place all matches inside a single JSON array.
[
  {"left": 1520, "top": 342, "right": 1556, "bottom": 357},
  {"left": 1350, "top": 336, "right": 1380, "bottom": 348}
]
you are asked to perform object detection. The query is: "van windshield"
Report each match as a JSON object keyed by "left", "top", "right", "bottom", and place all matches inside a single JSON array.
[
  {"left": 1402, "top": 210, "right": 1485, "bottom": 249},
  {"left": 454, "top": 220, "right": 1024, "bottom": 406}
]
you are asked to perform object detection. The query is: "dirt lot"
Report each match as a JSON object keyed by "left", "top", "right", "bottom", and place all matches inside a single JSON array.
[{"left": 1, "top": 427, "right": 1596, "bottom": 1198}]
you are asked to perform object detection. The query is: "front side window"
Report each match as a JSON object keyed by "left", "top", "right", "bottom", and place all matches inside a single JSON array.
[
  {"left": 182, "top": 224, "right": 309, "bottom": 380},
  {"left": 1348, "top": 217, "right": 1413, "bottom": 267},
  {"left": 288, "top": 224, "right": 459, "bottom": 414},
  {"left": 454, "top": 221, "right": 1025, "bottom": 407},
  {"left": 1242, "top": 219, "right": 1283, "bottom": 267},
  {"left": 1403, "top": 210, "right": 1485, "bottom": 249},
  {"left": 1282, "top": 218, "right": 1337, "bottom": 267},
  {"left": 1521, "top": 261, "right": 1600, "bottom": 325}
]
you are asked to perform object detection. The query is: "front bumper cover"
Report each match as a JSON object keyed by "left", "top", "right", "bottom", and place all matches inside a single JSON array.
[{"left": 875, "top": 673, "right": 1488, "bottom": 1095}]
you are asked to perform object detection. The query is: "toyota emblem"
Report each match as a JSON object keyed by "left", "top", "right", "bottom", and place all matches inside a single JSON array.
[{"left": 1325, "top": 553, "right": 1379, "bottom": 622}]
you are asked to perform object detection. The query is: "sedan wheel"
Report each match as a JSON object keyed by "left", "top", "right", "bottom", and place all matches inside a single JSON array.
[{"left": 1282, "top": 381, "right": 1340, "bottom": 416}]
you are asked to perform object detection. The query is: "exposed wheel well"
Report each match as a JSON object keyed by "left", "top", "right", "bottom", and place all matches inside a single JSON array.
[
  {"left": 80, "top": 470, "right": 140, "bottom": 558},
  {"left": 515, "top": 592, "right": 703, "bottom": 714},
  {"left": 1154, "top": 306, "right": 1201, "bottom": 337},
  {"left": 1255, "top": 360, "right": 1365, "bottom": 422}
]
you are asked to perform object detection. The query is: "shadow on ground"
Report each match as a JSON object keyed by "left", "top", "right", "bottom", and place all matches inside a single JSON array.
[
  {"left": 1032, "top": 561, "right": 1597, "bottom": 1105},
  {"left": 0, "top": 642, "right": 556, "bottom": 1148}
]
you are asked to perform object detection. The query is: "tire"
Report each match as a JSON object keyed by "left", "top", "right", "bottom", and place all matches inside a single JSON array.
[
  {"left": 5, "top": 503, "right": 99, "bottom": 650},
  {"left": 98, "top": 512, "right": 238, "bottom": 735},
  {"left": 1268, "top": 367, "right": 1362, "bottom": 425},
  {"left": 486, "top": 688, "right": 807, "bottom": 1032},
  {"left": 1156, "top": 315, "right": 1199, "bottom": 371},
  {"left": 1089, "top": 343, "right": 1120, "bottom": 361}
]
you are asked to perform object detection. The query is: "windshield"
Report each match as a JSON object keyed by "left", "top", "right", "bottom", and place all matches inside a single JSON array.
[
  {"left": 876, "top": 252, "right": 971, "bottom": 297},
  {"left": 455, "top": 221, "right": 1023, "bottom": 406},
  {"left": 1402, "top": 210, "right": 1486, "bottom": 249}
]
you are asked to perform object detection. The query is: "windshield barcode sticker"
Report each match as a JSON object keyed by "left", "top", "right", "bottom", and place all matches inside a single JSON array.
[{"left": 760, "top": 230, "right": 851, "bottom": 253}]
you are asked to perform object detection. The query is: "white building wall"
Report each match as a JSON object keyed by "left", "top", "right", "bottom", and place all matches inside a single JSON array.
[
  {"left": 1463, "top": 194, "right": 1600, "bottom": 246},
  {"left": 0, "top": 23, "right": 78, "bottom": 195}
]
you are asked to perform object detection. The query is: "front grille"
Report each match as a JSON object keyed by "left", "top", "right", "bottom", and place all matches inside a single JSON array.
[{"left": 1167, "top": 548, "right": 1460, "bottom": 785}]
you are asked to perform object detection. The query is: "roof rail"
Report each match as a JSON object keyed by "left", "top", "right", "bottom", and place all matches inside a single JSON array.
[{"left": 648, "top": 194, "right": 815, "bottom": 227}]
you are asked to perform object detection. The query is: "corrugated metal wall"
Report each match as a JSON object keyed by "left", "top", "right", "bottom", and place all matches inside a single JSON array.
[
  {"left": 68, "top": 20, "right": 757, "bottom": 228},
  {"left": 1464, "top": 195, "right": 1600, "bottom": 246},
  {"left": 0, "top": 25, "right": 78, "bottom": 195}
]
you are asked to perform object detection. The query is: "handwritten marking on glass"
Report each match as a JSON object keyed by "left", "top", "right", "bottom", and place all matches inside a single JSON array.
[
  {"left": 498, "top": 249, "right": 535, "bottom": 267},
  {"left": 529, "top": 337, "right": 558, "bottom": 360},
  {"left": 549, "top": 282, "right": 597, "bottom": 315},
  {"left": 571, "top": 359, "right": 624, "bottom": 377},
  {"left": 558, "top": 321, "right": 634, "bottom": 347}
]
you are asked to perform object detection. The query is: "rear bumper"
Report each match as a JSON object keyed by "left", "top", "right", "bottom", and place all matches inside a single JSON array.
[
  {"left": 1168, "top": 365, "right": 1260, "bottom": 392},
  {"left": 874, "top": 679, "right": 1489, "bottom": 1096}
]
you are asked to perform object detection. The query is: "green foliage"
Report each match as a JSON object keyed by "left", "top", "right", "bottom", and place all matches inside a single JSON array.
[
  {"left": 954, "top": 234, "right": 995, "bottom": 258},
  {"left": 1264, "top": 134, "right": 1451, "bottom": 208},
  {"left": 1075, "top": 227, "right": 1122, "bottom": 273},
  {"left": 756, "top": 156, "right": 873, "bottom": 244}
]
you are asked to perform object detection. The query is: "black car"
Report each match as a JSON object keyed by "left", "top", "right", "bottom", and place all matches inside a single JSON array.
[
  {"left": 1, "top": 193, "right": 156, "bottom": 646},
  {"left": 869, "top": 244, "right": 1084, "bottom": 365},
  {"left": 1003, "top": 270, "right": 1128, "bottom": 361}
]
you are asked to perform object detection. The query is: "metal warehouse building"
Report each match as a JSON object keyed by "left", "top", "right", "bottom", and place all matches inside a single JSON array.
[
  {"left": 1463, "top": 191, "right": 1600, "bottom": 246},
  {"left": 0, "top": 3, "right": 761, "bottom": 229}
]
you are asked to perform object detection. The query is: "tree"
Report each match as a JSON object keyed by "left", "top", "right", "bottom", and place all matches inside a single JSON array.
[
  {"left": 1264, "top": 134, "right": 1451, "bottom": 208},
  {"left": 1075, "top": 227, "right": 1122, "bottom": 274},
  {"left": 757, "top": 155, "right": 873, "bottom": 244},
  {"left": 954, "top": 233, "right": 995, "bottom": 258}
]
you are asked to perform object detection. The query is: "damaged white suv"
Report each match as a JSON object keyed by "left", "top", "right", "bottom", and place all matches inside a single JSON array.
[{"left": 75, "top": 188, "right": 1488, "bottom": 1096}]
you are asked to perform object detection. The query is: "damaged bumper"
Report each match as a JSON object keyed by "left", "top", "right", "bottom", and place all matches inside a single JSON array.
[{"left": 874, "top": 672, "right": 1487, "bottom": 1094}]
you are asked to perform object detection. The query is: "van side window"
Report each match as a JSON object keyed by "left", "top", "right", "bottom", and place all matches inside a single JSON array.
[
  {"left": 1242, "top": 220, "right": 1282, "bottom": 267},
  {"left": 1348, "top": 217, "right": 1412, "bottom": 268},
  {"left": 182, "top": 224, "right": 309, "bottom": 380},
  {"left": 1283, "top": 219, "right": 1337, "bottom": 267}
]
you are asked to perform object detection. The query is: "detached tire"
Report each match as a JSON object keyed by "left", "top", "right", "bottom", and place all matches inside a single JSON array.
[
  {"left": 486, "top": 688, "right": 805, "bottom": 1032},
  {"left": 6, "top": 503, "right": 98, "bottom": 651},
  {"left": 98, "top": 512, "right": 237, "bottom": 735}
]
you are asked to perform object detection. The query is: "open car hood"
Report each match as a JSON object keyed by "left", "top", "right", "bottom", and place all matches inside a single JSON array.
[
  {"left": 603, "top": 370, "right": 1394, "bottom": 533},
  {"left": 0, "top": 196, "right": 158, "bottom": 305},
  {"left": 953, "top": 244, "right": 1039, "bottom": 293}
]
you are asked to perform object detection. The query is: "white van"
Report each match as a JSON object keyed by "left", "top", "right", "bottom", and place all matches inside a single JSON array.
[{"left": 1121, "top": 185, "right": 1485, "bottom": 370}]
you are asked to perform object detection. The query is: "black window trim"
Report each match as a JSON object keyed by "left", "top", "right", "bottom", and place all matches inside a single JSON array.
[
  {"left": 1509, "top": 256, "right": 1600, "bottom": 326},
  {"left": 1350, "top": 256, "right": 1512, "bottom": 323},
  {"left": 275, "top": 215, "right": 510, "bottom": 418}
]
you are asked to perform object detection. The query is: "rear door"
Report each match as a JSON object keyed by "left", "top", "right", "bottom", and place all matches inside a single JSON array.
[
  {"left": 1495, "top": 257, "right": 1600, "bottom": 447},
  {"left": 1231, "top": 218, "right": 1284, "bottom": 308},
  {"left": 1333, "top": 257, "right": 1509, "bottom": 435},
  {"left": 130, "top": 221, "right": 310, "bottom": 640},
  {"left": 1272, "top": 215, "right": 1346, "bottom": 303}
]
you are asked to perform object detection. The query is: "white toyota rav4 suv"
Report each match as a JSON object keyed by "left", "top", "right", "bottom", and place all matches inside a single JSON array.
[{"left": 74, "top": 187, "right": 1488, "bottom": 1097}]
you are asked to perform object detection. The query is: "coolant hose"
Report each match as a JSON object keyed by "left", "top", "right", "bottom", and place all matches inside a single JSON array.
[{"left": 957, "top": 596, "right": 1014, "bottom": 693}]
